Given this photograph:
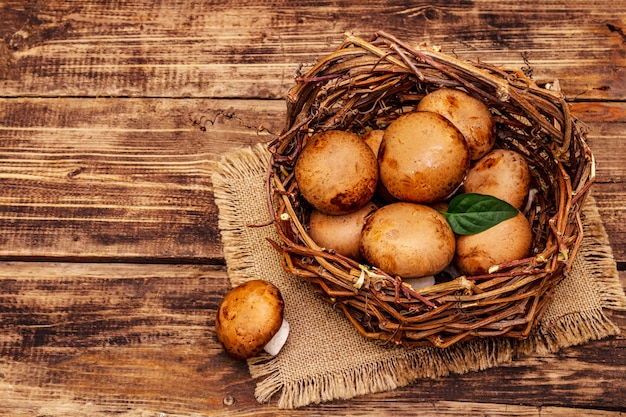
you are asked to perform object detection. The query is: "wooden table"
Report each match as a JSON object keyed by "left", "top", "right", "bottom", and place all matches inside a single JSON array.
[{"left": 1, "top": 1, "right": 624, "bottom": 416}]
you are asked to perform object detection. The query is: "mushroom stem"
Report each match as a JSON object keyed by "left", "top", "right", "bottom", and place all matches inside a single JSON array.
[
  {"left": 403, "top": 275, "right": 435, "bottom": 290},
  {"left": 263, "top": 319, "right": 290, "bottom": 356}
]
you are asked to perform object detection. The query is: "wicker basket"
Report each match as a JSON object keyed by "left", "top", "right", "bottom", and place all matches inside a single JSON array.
[{"left": 266, "top": 31, "right": 595, "bottom": 349}]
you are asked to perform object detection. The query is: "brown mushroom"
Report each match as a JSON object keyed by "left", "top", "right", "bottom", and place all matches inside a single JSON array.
[
  {"left": 308, "top": 201, "right": 378, "bottom": 260},
  {"left": 461, "top": 148, "right": 531, "bottom": 210},
  {"left": 294, "top": 130, "right": 378, "bottom": 215},
  {"left": 417, "top": 87, "right": 496, "bottom": 160},
  {"left": 359, "top": 202, "right": 456, "bottom": 278},
  {"left": 454, "top": 211, "right": 533, "bottom": 276},
  {"left": 215, "top": 280, "right": 289, "bottom": 360},
  {"left": 378, "top": 111, "right": 470, "bottom": 204}
]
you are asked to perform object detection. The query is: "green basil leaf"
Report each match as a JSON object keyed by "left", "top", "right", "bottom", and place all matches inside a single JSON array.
[{"left": 440, "top": 193, "right": 519, "bottom": 235}]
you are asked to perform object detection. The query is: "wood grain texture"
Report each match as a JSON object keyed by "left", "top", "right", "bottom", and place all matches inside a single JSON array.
[
  {"left": 0, "top": 262, "right": 238, "bottom": 416},
  {"left": 0, "top": 1, "right": 625, "bottom": 415},
  {"left": 0, "top": 263, "right": 624, "bottom": 416},
  {"left": 0, "top": 98, "right": 283, "bottom": 261},
  {"left": 570, "top": 103, "right": 626, "bottom": 262},
  {"left": 1, "top": 1, "right": 624, "bottom": 100}
]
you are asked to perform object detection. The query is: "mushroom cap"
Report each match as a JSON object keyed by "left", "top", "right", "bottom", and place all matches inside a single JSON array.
[
  {"left": 378, "top": 111, "right": 470, "bottom": 204},
  {"left": 461, "top": 148, "right": 531, "bottom": 210},
  {"left": 294, "top": 130, "right": 378, "bottom": 215},
  {"left": 359, "top": 202, "right": 456, "bottom": 278},
  {"left": 416, "top": 88, "right": 496, "bottom": 161},
  {"left": 215, "top": 279, "right": 285, "bottom": 360},
  {"left": 454, "top": 211, "right": 533, "bottom": 275}
]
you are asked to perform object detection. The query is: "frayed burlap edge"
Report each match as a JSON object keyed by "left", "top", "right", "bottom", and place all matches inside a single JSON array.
[
  {"left": 248, "top": 337, "right": 517, "bottom": 408},
  {"left": 577, "top": 199, "right": 626, "bottom": 312},
  {"left": 211, "top": 144, "right": 273, "bottom": 287},
  {"left": 212, "top": 143, "right": 625, "bottom": 409}
]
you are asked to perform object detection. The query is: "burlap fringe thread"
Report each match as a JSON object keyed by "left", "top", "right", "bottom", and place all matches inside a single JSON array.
[
  {"left": 249, "top": 338, "right": 517, "bottom": 408},
  {"left": 578, "top": 201, "right": 626, "bottom": 311},
  {"left": 212, "top": 143, "right": 626, "bottom": 409},
  {"left": 211, "top": 146, "right": 272, "bottom": 286}
]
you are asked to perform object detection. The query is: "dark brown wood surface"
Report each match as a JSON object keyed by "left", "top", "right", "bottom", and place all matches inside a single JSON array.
[{"left": 1, "top": 1, "right": 625, "bottom": 416}]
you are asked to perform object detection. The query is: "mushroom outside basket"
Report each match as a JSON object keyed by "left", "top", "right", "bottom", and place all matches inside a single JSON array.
[{"left": 266, "top": 31, "right": 596, "bottom": 349}]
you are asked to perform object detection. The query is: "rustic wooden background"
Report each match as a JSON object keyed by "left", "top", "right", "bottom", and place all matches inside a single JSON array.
[{"left": 1, "top": 1, "right": 625, "bottom": 416}]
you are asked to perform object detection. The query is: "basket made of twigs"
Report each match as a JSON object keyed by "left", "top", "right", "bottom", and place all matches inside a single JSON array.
[{"left": 266, "top": 31, "right": 595, "bottom": 349}]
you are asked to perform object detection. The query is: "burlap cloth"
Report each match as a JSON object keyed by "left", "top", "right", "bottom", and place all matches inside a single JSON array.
[{"left": 212, "top": 143, "right": 626, "bottom": 409}]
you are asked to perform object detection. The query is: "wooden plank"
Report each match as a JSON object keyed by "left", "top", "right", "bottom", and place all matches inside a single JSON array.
[
  {"left": 0, "top": 98, "right": 284, "bottom": 261},
  {"left": 1, "top": 1, "right": 624, "bottom": 100},
  {"left": 1, "top": 99, "right": 625, "bottom": 262},
  {"left": 0, "top": 2, "right": 623, "bottom": 416},
  {"left": 0, "top": 263, "right": 624, "bottom": 416},
  {"left": 573, "top": 106, "right": 626, "bottom": 184},
  {"left": 0, "top": 262, "right": 236, "bottom": 416},
  {"left": 570, "top": 103, "right": 626, "bottom": 262},
  {"left": 594, "top": 184, "right": 626, "bottom": 264}
]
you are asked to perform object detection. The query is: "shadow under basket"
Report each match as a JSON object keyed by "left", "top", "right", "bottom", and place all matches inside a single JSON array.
[{"left": 266, "top": 31, "right": 595, "bottom": 349}]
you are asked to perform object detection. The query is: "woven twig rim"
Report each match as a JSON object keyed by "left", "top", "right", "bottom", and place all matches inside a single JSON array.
[{"left": 266, "top": 31, "right": 595, "bottom": 349}]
